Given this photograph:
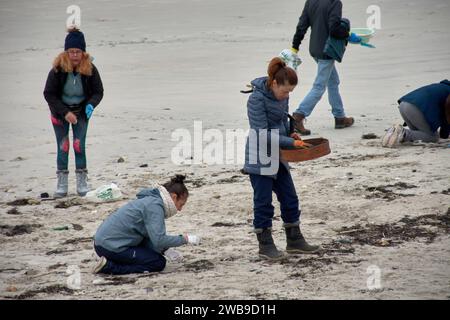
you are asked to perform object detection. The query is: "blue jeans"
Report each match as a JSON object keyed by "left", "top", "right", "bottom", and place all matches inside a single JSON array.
[
  {"left": 294, "top": 59, "right": 345, "bottom": 118},
  {"left": 94, "top": 240, "right": 166, "bottom": 275},
  {"left": 51, "top": 114, "right": 89, "bottom": 170},
  {"left": 249, "top": 163, "right": 300, "bottom": 229}
]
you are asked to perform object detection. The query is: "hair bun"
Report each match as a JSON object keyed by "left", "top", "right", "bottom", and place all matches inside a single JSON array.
[{"left": 171, "top": 174, "right": 186, "bottom": 184}]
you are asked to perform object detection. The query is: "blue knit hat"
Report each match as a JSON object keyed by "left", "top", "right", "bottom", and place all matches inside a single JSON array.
[{"left": 64, "top": 29, "right": 86, "bottom": 52}]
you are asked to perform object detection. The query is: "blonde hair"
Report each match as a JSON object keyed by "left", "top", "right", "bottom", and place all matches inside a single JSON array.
[{"left": 52, "top": 51, "right": 93, "bottom": 76}]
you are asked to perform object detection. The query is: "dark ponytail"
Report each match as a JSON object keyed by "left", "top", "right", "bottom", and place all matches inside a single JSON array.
[
  {"left": 163, "top": 174, "right": 189, "bottom": 198},
  {"left": 267, "top": 57, "right": 298, "bottom": 89}
]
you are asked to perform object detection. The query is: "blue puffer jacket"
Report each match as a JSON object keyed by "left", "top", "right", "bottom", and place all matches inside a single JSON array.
[
  {"left": 243, "top": 77, "right": 295, "bottom": 177},
  {"left": 94, "top": 188, "right": 186, "bottom": 254},
  {"left": 398, "top": 79, "right": 450, "bottom": 132}
]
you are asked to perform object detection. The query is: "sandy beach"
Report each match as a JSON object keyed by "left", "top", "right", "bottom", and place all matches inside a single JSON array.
[{"left": 0, "top": 0, "right": 449, "bottom": 300}]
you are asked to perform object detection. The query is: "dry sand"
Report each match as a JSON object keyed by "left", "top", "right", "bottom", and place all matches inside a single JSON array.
[{"left": 0, "top": 0, "right": 449, "bottom": 299}]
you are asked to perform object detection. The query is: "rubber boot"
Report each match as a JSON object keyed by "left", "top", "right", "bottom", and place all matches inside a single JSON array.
[
  {"left": 335, "top": 116, "right": 354, "bottom": 129},
  {"left": 284, "top": 222, "right": 320, "bottom": 253},
  {"left": 54, "top": 170, "right": 69, "bottom": 198},
  {"left": 75, "top": 169, "right": 89, "bottom": 196},
  {"left": 255, "top": 228, "right": 284, "bottom": 260},
  {"left": 292, "top": 113, "right": 311, "bottom": 135}
]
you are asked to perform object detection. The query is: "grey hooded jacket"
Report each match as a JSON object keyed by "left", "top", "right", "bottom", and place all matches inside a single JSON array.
[{"left": 94, "top": 188, "right": 186, "bottom": 253}]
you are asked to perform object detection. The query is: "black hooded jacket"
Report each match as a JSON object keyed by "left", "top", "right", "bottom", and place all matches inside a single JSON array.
[
  {"left": 292, "top": 0, "right": 350, "bottom": 60},
  {"left": 43, "top": 64, "right": 103, "bottom": 119}
]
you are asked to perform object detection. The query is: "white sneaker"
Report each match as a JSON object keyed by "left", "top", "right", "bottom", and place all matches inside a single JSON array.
[
  {"left": 92, "top": 256, "right": 107, "bottom": 274},
  {"left": 381, "top": 124, "right": 405, "bottom": 147}
]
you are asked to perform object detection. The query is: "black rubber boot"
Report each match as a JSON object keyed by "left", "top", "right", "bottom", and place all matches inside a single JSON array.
[
  {"left": 255, "top": 228, "right": 284, "bottom": 260},
  {"left": 284, "top": 222, "right": 320, "bottom": 253}
]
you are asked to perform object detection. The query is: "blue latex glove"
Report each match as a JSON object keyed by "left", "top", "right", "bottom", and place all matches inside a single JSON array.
[
  {"left": 348, "top": 32, "right": 362, "bottom": 44},
  {"left": 85, "top": 104, "right": 94, "bottom": 119},
  {"left": 360, "top": 42, "right": 376, "bottom": 48}
]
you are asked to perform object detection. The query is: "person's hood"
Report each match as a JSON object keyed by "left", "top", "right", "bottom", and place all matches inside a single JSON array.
[
  {"left": 440, "top": 79, "right": 450, "bottom": 86},
  {"left": 251, "top": 76, "right": 277, "bottom": 101},
  {"left": 135, "top": 187, "right": 178, "bottom": 218},
  {"left": 136, "top": 187, "right": 160, "bottom": 199}
]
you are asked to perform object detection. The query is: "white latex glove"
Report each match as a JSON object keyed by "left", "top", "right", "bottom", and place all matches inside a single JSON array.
[
  {"left": 163, "top": 248, "right": 184, "bottom": 262},
  {"left": 186, "top": 234, "right": 201, "bottom": 245},
  {"left": 279, "top": 48, "right": 302, "bottom": 71}
]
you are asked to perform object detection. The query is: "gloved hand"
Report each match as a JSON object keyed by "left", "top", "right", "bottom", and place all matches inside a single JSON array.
[
  {"left": 163, "top": 248, "right": 184, "bottom": 262},
  {"left": 185, "top": 234, "right": 201, "bottom": 245},
  {"left": 279, "top": 48, "right": 302, "bottom": 71},
  {"left": 293, "top": 139, "right": 312, "bottom": 148},
  {"left": 85, "top": 104, "right": 94, "bottom": 119},
  {"left": 348, "top": 32, "right": 362, "bottom": 44}
]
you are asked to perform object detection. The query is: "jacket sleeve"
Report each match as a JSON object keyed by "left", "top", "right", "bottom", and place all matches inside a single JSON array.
[
  {"left": 143, "top": 203, "right": 186, "bottom": 253},
  {"left": 329, "top": 1, "right": 349, "bottom": 39},
  {"left": 247, "top": 94, "right": 294, "bottom": 148},
  {"left": 292, "top": 0, "right": 310, "bottom": 50},
  {"left": 86, "top": 65, "right": 104, "bottom": 108},
  {"left": 43, "top": 69, "right": 70, "bottom": 117}
]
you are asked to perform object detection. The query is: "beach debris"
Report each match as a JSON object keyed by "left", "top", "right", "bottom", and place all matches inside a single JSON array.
[
  {"left": 364, "top": 182, "right": 417, "bottom": 201},
  {"left": 139, "top": 164, "right": 148, "bottom": 168},
  {"left": 216, "top": 175, "right": 244, "bottom": 184},
  {"left": 117, "top": 157, "right": 125, "bottom": 163},
  {"left": 72, "top": 223, "right": 83, "bottom": 231},
  {"left": 15, "top": 284, "right": 74, "bottom": 299},
  {"left": 92, "top": 276, "right": 136, "bottom": 286},
  {"left": 47, "top": 263, "right": 67, "bottom": 270},
  {"left": 7, "top": 207, "right": 21, "bottom": 215},
  {"left": 0, "top": 224, "right": 42, "bottom": 237},
  {"left": 45, "top": 248, "right": 77, "bottom": 255},
  {"left": 52, "top": 226, "right": 69, "bottom": 231},
  {"left": 361, "top": 133, "right": 378, "bottom": 139},
  {"left": 185, "top": 177, "right": 207, "bottom": 188},
  {"left": 11, "top": 156, "right": 25, "bottom": 162},
  {"left": 85, "top": 183, "right": 122, "bottom": 202},
  {"left": 54, "top": 198, "right": 83, "bottom": 208},
  {"left": 211, "top": 222, "right": 246, "bottom": 227},
  {"left": 7, "top": 198, "right": 40, "bottom": 206},
  {"left": 63, "top": 237, "right": 92, "bottom": 245},
  {"left": 184, "top": 259, "right": 215, "bottom": 272},
  {"left": 40, "top": 192, "right": 50, "bottom": 199},
  {"left": 335, "top": 210, "right": 450, "bottom": 247}
]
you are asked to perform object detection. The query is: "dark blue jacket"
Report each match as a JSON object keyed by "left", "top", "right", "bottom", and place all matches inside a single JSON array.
[
  {"left": 323, "top": 18, "right": 350, "bottom": 62},
  {"left": 398, "top": 80, "right": 450, "bottom": 132},
  {"left": 243, "top": 77, "right": 295, "bottom": 177}
]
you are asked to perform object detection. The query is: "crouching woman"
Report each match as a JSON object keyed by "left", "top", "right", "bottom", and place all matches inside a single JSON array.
[{"left": 93, "top": 175, "right": 200, "bottom": 274}]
